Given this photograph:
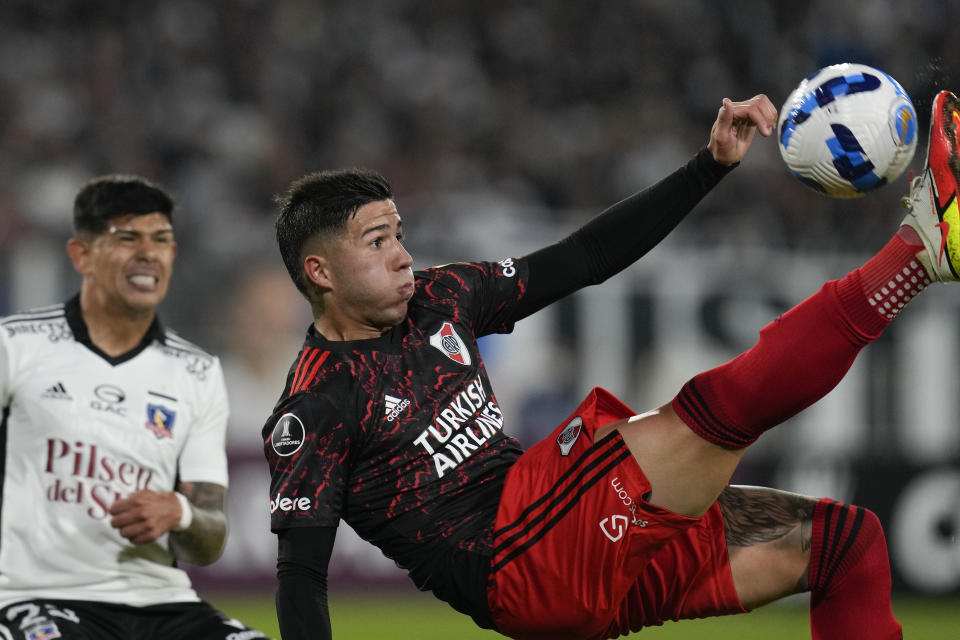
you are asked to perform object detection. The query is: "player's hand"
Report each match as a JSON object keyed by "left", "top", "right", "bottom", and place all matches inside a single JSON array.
[
  {"left": 707, "top": 94, "right": 778, "bottom": 165},
  {"left": 109, "top": 489, "right": 183, "bottom": 544}
]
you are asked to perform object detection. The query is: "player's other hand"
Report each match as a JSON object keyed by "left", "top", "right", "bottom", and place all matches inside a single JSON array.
[
  {"left": 707, "top": 94, "right": 777, "bottom": 165},
  {"left": 109, "top": 489, "right": 182, "bottom": 544}
]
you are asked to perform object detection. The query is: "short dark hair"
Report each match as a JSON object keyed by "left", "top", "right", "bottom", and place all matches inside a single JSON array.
[
  {"left": 274, "top": 168, "right": 392, "bottom": 299},
  {"left": 73, "top": 174, "right": 174, "bottom": 235}
]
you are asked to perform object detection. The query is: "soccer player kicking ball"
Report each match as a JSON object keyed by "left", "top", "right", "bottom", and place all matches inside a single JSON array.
[
  {"left": 0, "top": 176, "right": 270, "bottom": 639},
  {"left": 265, "top": 91, "right": 960, "bottom": 640}
]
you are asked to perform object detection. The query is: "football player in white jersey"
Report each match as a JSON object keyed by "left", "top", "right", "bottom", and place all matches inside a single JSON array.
[{"left": 0, "top": 175, "right": 270, "bottom": 639}]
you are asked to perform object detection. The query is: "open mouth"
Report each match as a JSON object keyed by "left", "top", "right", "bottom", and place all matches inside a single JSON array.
[{"left": 127, "top": 274, "right": 159, "bottom": 290}]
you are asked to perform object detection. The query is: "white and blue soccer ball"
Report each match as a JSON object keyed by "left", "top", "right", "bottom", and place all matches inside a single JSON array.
[{"left": 777, "top": 62, "right": 918, "bottom": 198}]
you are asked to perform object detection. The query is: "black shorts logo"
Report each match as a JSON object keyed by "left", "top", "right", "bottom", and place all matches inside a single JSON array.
[{"left": 271, "top": 413, "right": 305, "bottom": 457}]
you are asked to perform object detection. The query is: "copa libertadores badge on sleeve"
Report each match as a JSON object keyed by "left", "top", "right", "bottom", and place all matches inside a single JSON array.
[{"left": 271, "top": 413, "right": 306, "bottom": 456}]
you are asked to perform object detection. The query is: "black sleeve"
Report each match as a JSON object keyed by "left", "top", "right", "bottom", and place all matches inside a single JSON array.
[
  {"left": 276, "top": 526, "right": 337, "bottom": 640},
  {"left": 514, "top": 147, "right": 737, "bottom": 319}
]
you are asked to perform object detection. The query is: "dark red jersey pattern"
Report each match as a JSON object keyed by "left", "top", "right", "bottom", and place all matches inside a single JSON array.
[{"left": 264, "top": 258, "right": 528, "bottom": 625}]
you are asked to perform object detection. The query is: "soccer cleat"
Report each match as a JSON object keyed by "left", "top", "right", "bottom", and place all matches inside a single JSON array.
[{"left": 900, "top": 90, "right": 960, "bottom": 282}]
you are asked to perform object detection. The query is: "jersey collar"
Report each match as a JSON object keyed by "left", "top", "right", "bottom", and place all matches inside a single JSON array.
[
  {"left": 305, "top": 321, "right": 404, "bottom": 353},
  {"left": 64, "top": 294, "right": 166, "bottom": 365}
]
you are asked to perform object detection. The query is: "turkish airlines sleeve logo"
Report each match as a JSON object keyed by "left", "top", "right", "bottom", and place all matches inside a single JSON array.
[
  {"left": 429, "top": 321, "right": 472, "bottom": 366},
  {"left": 599, "top": 515, "right": 629, "bottom": 542}
]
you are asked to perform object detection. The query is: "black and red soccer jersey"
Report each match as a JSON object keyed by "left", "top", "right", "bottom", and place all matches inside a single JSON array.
[
  {"left": 269, "top": 150, "right": 738, "bottom": 638},
  {"left": 264, "top": 258, "right": 528, "bottom": 616}
]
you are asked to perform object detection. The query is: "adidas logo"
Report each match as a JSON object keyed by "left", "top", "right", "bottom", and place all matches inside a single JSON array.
[
  {"left": 384, "top": 394, "right": 411, "bottom": 422},
  {"left": 42, "top": 382, "right": 72, "bottom": 400}
]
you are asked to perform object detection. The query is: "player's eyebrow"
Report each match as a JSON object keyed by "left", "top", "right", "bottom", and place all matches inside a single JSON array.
[
  {"left": 108, "top": 224, "right": 174, "bottom": 236},
  {"left": 360, "top": 220, "right": 403, "bottom": 238}
]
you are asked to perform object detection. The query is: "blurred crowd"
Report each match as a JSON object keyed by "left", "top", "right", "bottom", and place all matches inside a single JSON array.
[{"left": 2, "top": 0, "right": 959, "bottom": 449}]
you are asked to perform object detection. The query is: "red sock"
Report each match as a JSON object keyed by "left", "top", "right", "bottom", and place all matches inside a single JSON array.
[
  {"left": 809, "top": 499, "right": 902, "bottom": 640},
  {"left": 672, "top": 232, "right": 928, "bottom": 447}
]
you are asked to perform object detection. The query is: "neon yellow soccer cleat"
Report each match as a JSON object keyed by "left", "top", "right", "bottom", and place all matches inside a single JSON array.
[{"left": 901, "top": 90, "right": 960, "bottom": 282}]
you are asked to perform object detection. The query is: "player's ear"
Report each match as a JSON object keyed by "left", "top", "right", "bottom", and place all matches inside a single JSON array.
[
  {"left": 303, "top": 253, "right": 334, "bottom": 291},
  {"left": 65, "top": 236, "right": 92, "bottom": 275}
]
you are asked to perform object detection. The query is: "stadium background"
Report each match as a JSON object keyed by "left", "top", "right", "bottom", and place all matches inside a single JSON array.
[{"left": 1, "top": 1, "right": 958, "bottom": 637}]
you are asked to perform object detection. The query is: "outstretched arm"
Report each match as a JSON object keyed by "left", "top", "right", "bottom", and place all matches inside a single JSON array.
[
  {"left": 514, "top": 95, "right": 777, "bottom": 319},
  {"left": 108, "top": 481, "right": 228, "bottom": 565}
]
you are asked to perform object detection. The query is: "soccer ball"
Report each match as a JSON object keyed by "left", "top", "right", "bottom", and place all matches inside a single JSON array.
[{"left": 777, "top": 63, "right": 918, "bottom": 198}]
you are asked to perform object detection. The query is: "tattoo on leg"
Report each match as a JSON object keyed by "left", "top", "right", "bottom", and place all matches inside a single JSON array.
[{"left": 718, "top": 485, "right": 815, "bottom": 547}]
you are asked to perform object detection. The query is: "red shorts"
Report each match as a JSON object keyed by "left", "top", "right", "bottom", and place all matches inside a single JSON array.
[{"left": 487, "top": 388, "right": 745, "bottom": 640}]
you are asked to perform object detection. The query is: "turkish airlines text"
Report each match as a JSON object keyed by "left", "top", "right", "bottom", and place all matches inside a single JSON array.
[{"left": 412, "top": 376, "right": 504, "bottom": 478}]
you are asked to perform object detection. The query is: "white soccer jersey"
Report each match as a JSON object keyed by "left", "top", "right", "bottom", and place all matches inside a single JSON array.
[{"left": 0, "top": 297, "right": 229, "bottom": 608}]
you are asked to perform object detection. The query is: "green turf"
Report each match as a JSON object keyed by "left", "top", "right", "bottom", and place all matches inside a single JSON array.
[{"left": 212, "top": 592, "right": 960, "bottom": 639}]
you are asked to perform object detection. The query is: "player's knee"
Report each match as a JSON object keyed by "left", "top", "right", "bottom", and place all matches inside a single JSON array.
[
  {"left": 810, "top": 500, "right": 890, "bottom": 595},
  {"left": 850, "top": 506, "right": 888, "bottom": 573}
]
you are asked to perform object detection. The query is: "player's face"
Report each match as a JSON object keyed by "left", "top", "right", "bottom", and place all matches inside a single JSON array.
[
  {"left": 322, "top": 199, "right": 414, "bottom": 337},
  {"left": 74, "top": 213, "right": 177, "bottom": 315}
]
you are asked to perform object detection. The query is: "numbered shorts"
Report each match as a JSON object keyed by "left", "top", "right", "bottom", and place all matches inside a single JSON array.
[
  {"left": 0, "top": 600, "right": 271, "bottom": 640},
  {"left": 486, "top": 387, "right": 745, "bottom": 640}
]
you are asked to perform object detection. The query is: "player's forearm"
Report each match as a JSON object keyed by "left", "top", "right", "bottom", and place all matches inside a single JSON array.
[
  {"left": 169, "top": 481, "right": 228, "bottom": 565},
  {"left": 516, "top": 147, "right": 737, "bottom": 318},
  {"left": 276, "top": 526, "right": 337, "bottom": 639},
  {"left": 562, "top": 146, "right": 736, "bottom": 280},
  {"left": 276, "top": 568, "right": 332, "bottom": 640}
]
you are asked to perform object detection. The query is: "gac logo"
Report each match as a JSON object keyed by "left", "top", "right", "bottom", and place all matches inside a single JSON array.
[{"left": 599, "top": 515, "right": 629, "bottom": 542}]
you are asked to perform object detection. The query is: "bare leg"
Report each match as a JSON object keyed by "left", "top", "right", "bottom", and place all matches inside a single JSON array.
[
  {"left": 719, "top": 486, "right": 902, "bottom": 639},
  {"left": 594, "top": 404, "right": 746, "bottom": 517},
  {"left": 717, "top": 485, "right": 813, "bottom": 608}
]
